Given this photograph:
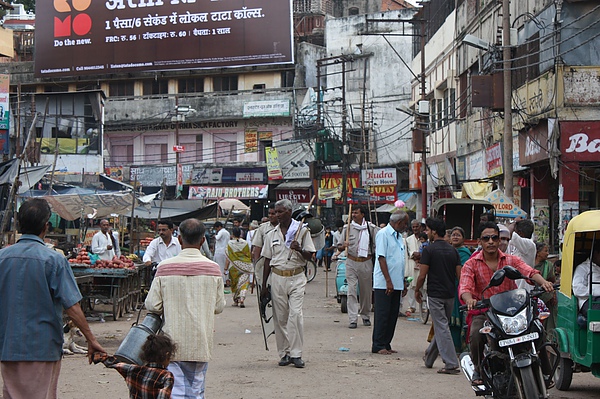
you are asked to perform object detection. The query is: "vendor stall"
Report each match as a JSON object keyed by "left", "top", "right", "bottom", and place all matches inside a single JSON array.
[{"left": 70, "top": 263, "right": 142, "bottom": 321}]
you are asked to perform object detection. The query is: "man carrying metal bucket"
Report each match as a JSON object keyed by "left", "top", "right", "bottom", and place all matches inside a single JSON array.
[{"left": 146, "top": 218, "right": 225, "bottom": 399}]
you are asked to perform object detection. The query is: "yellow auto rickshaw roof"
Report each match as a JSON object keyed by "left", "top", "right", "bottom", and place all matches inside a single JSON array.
[
  {"left": 564, "top": 210, "right": 600, "bottom": 235},
  {"left": 560, "top": 210, "right": 600, "bottom": 297}
]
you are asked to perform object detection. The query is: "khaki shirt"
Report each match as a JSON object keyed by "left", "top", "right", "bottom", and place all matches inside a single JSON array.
[
  {"left": 261, "top": 224, "right": 316, "bottom": 269},
  {"left": 340, "top": 222, "right": 380, "bottom": 258},
  {"left": 252, "top": 221, "right": 277, "bottom": 249}
]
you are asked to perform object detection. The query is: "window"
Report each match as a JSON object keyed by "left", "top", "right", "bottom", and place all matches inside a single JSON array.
[
  {"left": 178, "top": 78, "right": 204, "bottom": 93},
  {"left": 252, "top": 84, "right": 266, "bottom": 93},
  {"left": 348, "top": 7, "right": 359, "bottom": 15},
  {"left": 109, "top": 81, "right": 134, "bottom": 97},
  {"left": 110, "top": 144, "right": 133, "bottom": 165},
  {"left": 214, "top": 134, "right": 237, "bottom": 162},
  {"left": 143, "top": 79, "right": 169, "bottom": 95},
  {"left": 213, "top": 76, "right": 238, "bottom": 92},
  {"left": 281, "top": 71, "right": 295, "bottom": 88},
  {"left": 144, "top": 136, "right": 168, "bottom": 164},
  {"left": 178, "top": 134, "right": 203, "bottom": 163}
]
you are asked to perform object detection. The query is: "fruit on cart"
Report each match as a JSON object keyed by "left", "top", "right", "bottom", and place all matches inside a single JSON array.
[
  {"left": 91, "top": 255, "right": 136, "bottom": 269},
  {"left": 140, "top": 237, "right": 154, "bottom": 247},
  {"left": 71, "top": 251, "right": 92, "bottom": 265},
  {"left": 126, "top": 254, "right": 141, "bottom": 262}
]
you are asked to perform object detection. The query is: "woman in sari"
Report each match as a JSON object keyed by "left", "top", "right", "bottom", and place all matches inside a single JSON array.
[
  {"left": 224, "top": 227, "right": 254, "bottom": 308},
  {"left": 534, "top": 241, "right": 557, "bottom": 330},
  {"left": 449, "top": 226, "right": 471, "bottom": 352}
]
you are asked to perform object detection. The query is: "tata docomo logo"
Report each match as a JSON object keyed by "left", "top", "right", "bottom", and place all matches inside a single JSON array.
[{"left": 54, "top": 0, "right": 92, "bottom": 38}]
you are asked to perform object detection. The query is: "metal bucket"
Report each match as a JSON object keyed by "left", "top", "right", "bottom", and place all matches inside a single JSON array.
[
  {"left": 310, "top": 226, "right": 325, "bottom": 250},
  {"left": 114, "top": 313, "right": 163, "bottom": 365}
]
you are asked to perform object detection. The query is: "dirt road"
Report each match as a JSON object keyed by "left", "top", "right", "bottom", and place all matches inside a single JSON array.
[{"left": 2, "top": 270, "right": 598, "bottom": 398}]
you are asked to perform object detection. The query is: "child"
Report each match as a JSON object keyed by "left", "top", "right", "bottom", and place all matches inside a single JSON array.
[
  {"left": 418, "top": 232, "right": 429, "bottom": 252},
  {"left": 95, "top": 334, "right": 176, "bottom": 399}
]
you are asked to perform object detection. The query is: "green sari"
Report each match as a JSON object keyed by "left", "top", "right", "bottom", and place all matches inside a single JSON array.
[
  {"left": 451, "top": 246, "right": 472, "bottom": 352},
  {"left": 226, "top": 238, "right": 253, "bottom": 304}
]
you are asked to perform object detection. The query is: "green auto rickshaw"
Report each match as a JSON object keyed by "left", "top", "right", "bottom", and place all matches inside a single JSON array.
[{"left": 550, "top": 210, "right": 600, "bottom": 390}]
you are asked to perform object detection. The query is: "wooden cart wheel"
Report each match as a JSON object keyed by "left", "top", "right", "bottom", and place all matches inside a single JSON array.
[{"left": 112, "top": 282, "right": 121, "bottom": 321}]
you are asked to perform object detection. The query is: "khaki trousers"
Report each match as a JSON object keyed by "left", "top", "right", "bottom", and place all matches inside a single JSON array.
[
  {"left": 345, "top": 258, "right": 373, "bottom": 323},
  {"left": 270, "top": 272, "right": 307, "bottom": 359}
]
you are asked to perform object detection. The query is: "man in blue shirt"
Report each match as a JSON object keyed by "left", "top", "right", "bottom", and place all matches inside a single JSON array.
[
  {"left": 371, "top": 210, "right": 409, "bottom": 354},
  {"left": 0, "top": 198, "right": 105, "bottom": 398}
]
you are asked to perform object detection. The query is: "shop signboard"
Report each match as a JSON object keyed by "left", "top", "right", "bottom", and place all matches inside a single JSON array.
[
  {"left": 275, "top": 189, "right": 311, "bottom": 203},
  {"left": 361, "top": 168, "right": 396, "bottom": 186},
  {"left": 265, "top": 147, "right": 283, "bottom": 180},
  {"left": 467, "top": 151, "right": 485, "bottom": 180},
  {"left": 486, "top": 143, "right": 503, "bottom": 177},
  {"left": 243, "top": 100, "right": 290, "bottom": 118},
  {"left": 409, "top": 161, "right": 421, "bottom": 190},
  {"left": 560, "top": 121, "right": 600, "bottom": 162},
  {"left": 130, "top": 164, "right": 193, "bottom": 186},
  {"left": 519, "top": 123, "right": 549, "bottom": 165},
  {"left": 319, "top": 172, "right": 359, "bottom": 203},
  {"left": 188, "top": 184, "right": 268, "bottom": 200},
  {"left": 0, "top": 75, "right": 9, "bottom": 131},
  {"left": 244, "top": 129, "right": 258, "bottom": 153}
]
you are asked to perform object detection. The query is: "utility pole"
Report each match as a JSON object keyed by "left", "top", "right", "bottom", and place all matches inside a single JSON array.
[
  {"left": 175, "top": 96, "right": 180, "bottom": 165},
  {"left": 502, "top": 0, "right": 513, "bottom": 199},
  {"left": 341, "top": 60, "right": 348, "bottom": 211},
  {"left": 419, "top": 19, "right": 428, "bottom": 219}
]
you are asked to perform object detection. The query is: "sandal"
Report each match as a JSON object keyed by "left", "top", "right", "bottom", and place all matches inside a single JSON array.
[
  {"left": 437, "top": 367, "right": 461, "bottom": 375},
  {"left": 471, "top": 371, "right": 483, "bottom": 385},
  {"left": 374, "top": 349, "right": 391, "bottom": 355}
]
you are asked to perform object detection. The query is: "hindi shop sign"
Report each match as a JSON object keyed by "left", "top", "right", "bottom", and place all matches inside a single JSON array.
[
  {"left": 35, "top": 0, "right": 293, "bottom": 77},
  {"left": 188, "top": 185, "right": 268, "bottom": 200},
  {"left": 243, "top": 100, "right": 290, "bottom": 118},
  {"left": 486, "top": 143, "right": 503, "bottom": 178}
]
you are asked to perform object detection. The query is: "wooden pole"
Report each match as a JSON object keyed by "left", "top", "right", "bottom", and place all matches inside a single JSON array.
[
  {"left": 156, "top": 178, "right": 166, "bottom": 230},
  {"left": 130, "top": 175, "right": 137, "bottom": 255},
  {"left": 287, "top": 195, "right": 316, "bottom": 262},
  {"left": 0, "top": 111, "right": 39, "bottom": 247}
]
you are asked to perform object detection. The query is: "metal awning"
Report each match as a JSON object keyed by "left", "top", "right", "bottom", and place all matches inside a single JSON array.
[{"left": 275, "top": 180, "right": 313, "bottom": 189}]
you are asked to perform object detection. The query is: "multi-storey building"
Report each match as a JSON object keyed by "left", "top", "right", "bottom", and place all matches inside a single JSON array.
[{"left": 412, "top": 0, "right": 600, "bottom": 249}]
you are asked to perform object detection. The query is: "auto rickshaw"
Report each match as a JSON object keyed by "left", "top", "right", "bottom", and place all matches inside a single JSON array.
[
  {"left": 549, "top": 210, "right": 600, "bottom": 390},
  {"left": 431, "top": 198, "right": 495, "bottom": 247}
]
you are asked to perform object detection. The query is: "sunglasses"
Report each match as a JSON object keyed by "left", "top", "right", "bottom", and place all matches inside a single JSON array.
[{"left": 481, "top": 235, "right": 500, "bottom": 242}]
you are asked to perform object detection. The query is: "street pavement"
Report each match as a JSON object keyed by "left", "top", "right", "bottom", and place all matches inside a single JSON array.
[{"left": 2, "top": 267, "right": 598, "bottom": 398}]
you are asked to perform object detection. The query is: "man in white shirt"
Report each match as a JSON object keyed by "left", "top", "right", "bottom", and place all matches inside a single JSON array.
[
  {"left": 91, "top": 219, "right": 120, "bottom": 260},
  {"left": 572, "top": 243, "right": 600, "bottom": 317},
  {"left": 213, "top": 221, "right": 230, "bottom": 277},
  {"left": 143, "top": 220, "right": 182, "bottom": 266},
  {"left": 507, "top": 217, "right": 536, "bottom": 290}
]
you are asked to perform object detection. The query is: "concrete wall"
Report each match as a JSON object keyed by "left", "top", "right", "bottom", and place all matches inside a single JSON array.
[{"left": 323, "top": 9, "right": 417, "bottom": 167}]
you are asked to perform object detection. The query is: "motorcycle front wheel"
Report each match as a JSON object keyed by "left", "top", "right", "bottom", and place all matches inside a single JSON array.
[{"left": 518, "top": 366, "right": 541, "bottom": 399}]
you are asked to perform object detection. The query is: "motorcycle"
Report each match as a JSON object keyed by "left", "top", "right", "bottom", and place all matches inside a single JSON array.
[{"left": 459, "top": 266, "right": 560, "bottom": 399}]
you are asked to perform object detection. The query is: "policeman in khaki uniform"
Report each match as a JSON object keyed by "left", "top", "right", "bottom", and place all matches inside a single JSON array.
[{"left": 260, "top": 199, "right": 315, "bottom": 369}]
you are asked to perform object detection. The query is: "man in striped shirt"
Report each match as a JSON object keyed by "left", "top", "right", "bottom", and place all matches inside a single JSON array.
[{"left": 146, "top": 218, "right": 225, "bottom": 399}]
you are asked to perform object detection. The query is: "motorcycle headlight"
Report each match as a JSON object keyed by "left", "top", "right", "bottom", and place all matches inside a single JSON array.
[{"left": 498, "top": 308, "right": 528, "bottom": 335}]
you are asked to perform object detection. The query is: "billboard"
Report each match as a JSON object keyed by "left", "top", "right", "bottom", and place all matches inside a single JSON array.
[{"left": 35, "top": 0, "right": 294, "bottom": 78}]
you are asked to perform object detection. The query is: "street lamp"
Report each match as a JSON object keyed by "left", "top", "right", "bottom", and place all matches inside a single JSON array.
[{"left": 171, "top": 101, "right": 195, "bottom": 164}]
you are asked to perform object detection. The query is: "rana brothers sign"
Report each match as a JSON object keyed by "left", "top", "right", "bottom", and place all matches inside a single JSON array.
[{"left": 35, "top": 0, "right": 293, "bottom": 77}]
